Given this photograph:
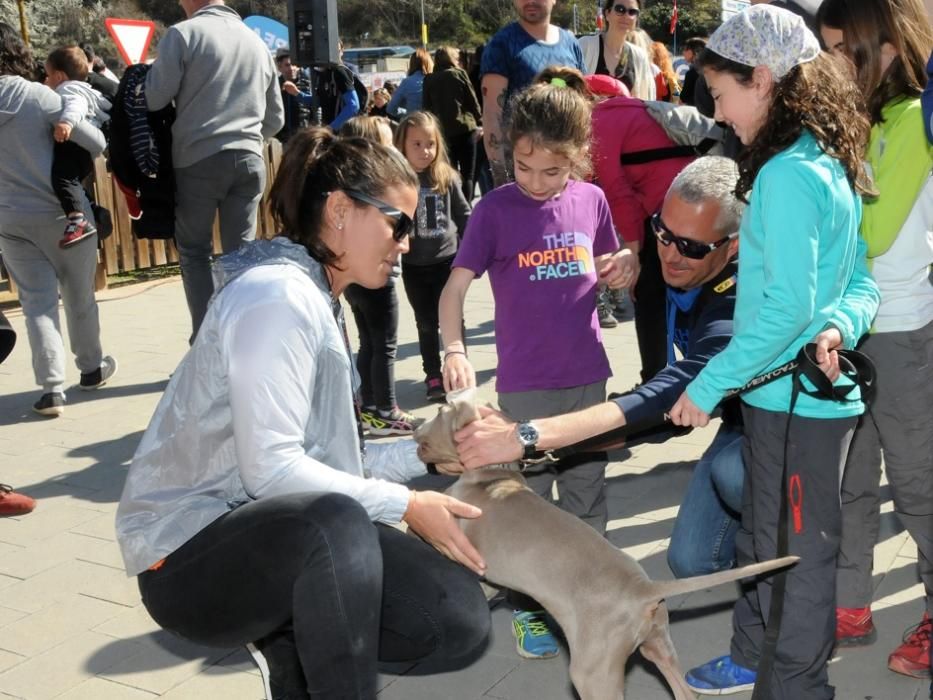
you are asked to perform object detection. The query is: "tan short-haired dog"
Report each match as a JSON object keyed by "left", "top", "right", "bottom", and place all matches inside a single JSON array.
[{"left": 414, "top": 389, "right": 796, "bottom": 700}]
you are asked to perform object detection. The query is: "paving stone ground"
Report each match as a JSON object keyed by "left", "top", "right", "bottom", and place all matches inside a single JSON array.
[{"left": 0, "top": 275, "right": 926, "bottom": 699}]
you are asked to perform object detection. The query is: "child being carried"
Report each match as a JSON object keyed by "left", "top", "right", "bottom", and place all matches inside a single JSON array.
[{"left": 44, "top": 46, "right": 111, "bottom": 248}]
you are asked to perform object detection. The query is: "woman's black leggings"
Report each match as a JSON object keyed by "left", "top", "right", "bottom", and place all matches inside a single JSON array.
[{"left": 138, "top": 493, "right": 490, "bottom": 699}]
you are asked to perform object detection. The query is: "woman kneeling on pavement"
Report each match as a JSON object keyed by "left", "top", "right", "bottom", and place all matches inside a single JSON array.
[{"left": 115, "top": 128, "right": 490, "bottom": 700}]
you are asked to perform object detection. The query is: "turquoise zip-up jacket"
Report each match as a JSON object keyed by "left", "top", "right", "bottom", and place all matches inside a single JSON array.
[{"left": 687, "top": 131, "right": 880, "bottom": 418}]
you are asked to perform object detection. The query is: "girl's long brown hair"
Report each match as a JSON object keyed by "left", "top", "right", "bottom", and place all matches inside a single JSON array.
[
  {"left": 817, "top": 0, "right": 932, "bottom": 124},
  {"left": 697, "top": 51, "right": 874, "bottom": 201}
]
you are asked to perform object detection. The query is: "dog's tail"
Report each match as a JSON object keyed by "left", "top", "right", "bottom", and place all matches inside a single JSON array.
[{"left": 645, "top": 556, "right": 799, "bottom": 602}]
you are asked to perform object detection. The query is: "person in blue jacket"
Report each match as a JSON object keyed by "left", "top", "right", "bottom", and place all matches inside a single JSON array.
[
  {"left": 669, "top": 7, "right": 880, "bottom": 698},
  {"left": 387, "top": 48, "right": 433, "bottom": 119}
]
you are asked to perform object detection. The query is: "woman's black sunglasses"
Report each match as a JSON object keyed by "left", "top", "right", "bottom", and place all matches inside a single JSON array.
[
  {"left": 651, "top": 212, "right": 736, "bottom": 260},
  {"left": 340, "top": 189, "right": 414, "bottom": 242},
  {"left": 611, "top": 4, "right": 640, "bottom": 16}
]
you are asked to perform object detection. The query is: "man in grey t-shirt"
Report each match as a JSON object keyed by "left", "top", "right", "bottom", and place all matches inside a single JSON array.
[{"left": 146, "top": 0, "right": 284, "bottom": 340}]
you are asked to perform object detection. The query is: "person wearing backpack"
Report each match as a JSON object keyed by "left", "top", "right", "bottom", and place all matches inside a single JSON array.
[{"left": 312, "top": 41, "right": 364, "bottom": 131}]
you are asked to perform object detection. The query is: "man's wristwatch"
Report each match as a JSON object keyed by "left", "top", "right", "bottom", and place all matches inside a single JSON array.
[{"left": 515, "top": 421, "right": 540, "bottom": 460}]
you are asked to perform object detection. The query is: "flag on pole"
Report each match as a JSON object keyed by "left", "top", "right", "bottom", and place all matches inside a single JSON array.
[{"left": 669, "top": 0, "right": 678, "bottom": 33}]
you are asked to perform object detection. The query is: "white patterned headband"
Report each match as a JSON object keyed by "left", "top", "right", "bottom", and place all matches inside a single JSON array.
[{"left": 706, "top": 4, "right": 821, "bottom": 80}]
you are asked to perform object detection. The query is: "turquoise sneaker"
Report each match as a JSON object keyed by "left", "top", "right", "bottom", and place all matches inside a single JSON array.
[
  {"left": 511, "top": 609, "right": 559, "bottom": 659},
  {"left": 686, "top": 655, "right": 757, "bottom": 695}
]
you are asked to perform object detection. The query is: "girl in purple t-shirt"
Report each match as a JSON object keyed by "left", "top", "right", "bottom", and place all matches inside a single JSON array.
[{"left": 438, "top": 76, "right": 630, "bottom": 660}]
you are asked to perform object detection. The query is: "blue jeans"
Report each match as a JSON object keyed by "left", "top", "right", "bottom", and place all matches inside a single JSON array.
[{"left": 668, "top": 425, "right": 744, "bottom": 578}]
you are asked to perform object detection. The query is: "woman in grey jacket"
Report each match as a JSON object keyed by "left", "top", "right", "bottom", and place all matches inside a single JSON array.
[
  {"left": 115, "top": 129, "right": 490, "bottom": 700},
  {"left": 0, "top": 24, "right": 116, "bottom": 418}
]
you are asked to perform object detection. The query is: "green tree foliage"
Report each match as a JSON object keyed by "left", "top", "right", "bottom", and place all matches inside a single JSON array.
[{"left": 639, "top": 0, "right": 722, "bottom": 44}]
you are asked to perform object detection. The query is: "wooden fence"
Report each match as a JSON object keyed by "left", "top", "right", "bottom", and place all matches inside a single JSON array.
[{"left": 0, "top": 140, "right": 284, "bottom": 305}]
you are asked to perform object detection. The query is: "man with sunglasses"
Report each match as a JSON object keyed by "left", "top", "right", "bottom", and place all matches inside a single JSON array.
[{"left": 452, "top": 156, "right": 749, "bottom": 579}]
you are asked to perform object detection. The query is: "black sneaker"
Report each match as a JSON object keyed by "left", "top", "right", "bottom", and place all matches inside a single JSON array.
[
  {"left": 33, "top": 392, "right": 65, "bottom": 417},
  {"left": 79, "top": 355, "right": 118, "bottom": 390},
  {"left": 425, "top": 376, "right": 446, "bottom": 402},
  {"left": 91, "top": 204, "right": 113, "bottom": 241},
  {"left": 597, "top": 302, "right": 618, "bottom": 329},
  {"left": 609, "top": 288, "right": 629, "bottom": 320}
]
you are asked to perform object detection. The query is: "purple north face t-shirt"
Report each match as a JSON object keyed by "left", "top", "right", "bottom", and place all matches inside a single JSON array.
[{"left": 454, "top": 181, "right": 619, "bottom": 393}]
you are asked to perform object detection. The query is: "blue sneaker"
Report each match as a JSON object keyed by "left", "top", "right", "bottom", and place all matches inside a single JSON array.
[
  {"left": 686, "top": 655, "right": 757, "bottom": 695},
  {"left": 511, "top": 609, "right": 559, "bottom": 659}
]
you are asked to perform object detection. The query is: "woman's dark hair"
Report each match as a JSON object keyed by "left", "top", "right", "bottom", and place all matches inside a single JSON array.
[
  {"left": 0, "top": 22, "right": 34, "bottom": 79},
  {"left": 697, "top": 50, "right": 874, "bottom": 201},
  {"left": 269, "top": 127, "right": 417, "bottom": 267},
  {"left": 817, "top": 0, "right": 932, "bottom": 124},
  {"left": 602, "top": 0, "right": 640, "bottom": 12}
]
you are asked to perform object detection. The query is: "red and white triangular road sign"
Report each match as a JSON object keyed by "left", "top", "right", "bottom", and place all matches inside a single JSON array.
[{"left": 105, "top": 18, "right": 156, "bottom": 66}]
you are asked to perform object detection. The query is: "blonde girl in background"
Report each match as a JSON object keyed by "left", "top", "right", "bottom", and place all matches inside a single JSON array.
[{"left": 395, "top": 111, "right": 471, "bottom": 402}]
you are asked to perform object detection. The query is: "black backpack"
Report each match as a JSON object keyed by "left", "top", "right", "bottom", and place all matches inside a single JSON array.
[{"left": 346, "top": 70, "right": 369, "bottom": 113}]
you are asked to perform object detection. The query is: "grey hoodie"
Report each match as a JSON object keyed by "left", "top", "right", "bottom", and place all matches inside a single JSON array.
[
  {"left": 145, "top": 4, "right": 285, "bottom": 169},
  {"left": 0, "top": 76, "right": 106, "bottom": 221}
]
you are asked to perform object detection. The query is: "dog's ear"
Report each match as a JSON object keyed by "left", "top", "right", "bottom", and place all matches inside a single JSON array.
[{"left": 446, "top": 387, "right": 482, "bottom": 431}]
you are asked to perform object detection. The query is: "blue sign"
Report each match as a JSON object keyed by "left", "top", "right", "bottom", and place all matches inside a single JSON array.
[{"left": 244, "top": 15, "right": 289, "bottom": 54}]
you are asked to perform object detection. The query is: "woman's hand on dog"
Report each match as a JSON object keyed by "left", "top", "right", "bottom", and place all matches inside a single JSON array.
[
  {"left": 455, "top": 405, "right": 523, "bottom": 468},
  {"left": 403, "top": 491, "right": 486, "bottom": 575}
]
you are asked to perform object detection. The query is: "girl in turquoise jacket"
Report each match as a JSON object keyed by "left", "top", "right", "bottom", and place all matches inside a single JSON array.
[
  {"left": 668, "top": 7, "right": 880, "bottom": 698},
  {"left": 819, "top": 0, "right": 933, "bottom": 680}
]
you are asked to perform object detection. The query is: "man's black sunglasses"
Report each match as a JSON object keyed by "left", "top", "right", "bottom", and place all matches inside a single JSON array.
[
  {"left": 341, "top": 188, "right": 414, "bottom": 242},
  {"left": 651, "top": 212, "right": 736, "bottom": 260},
  {"left": 611, "top": 4, "right": 640, "bottom": 16}
]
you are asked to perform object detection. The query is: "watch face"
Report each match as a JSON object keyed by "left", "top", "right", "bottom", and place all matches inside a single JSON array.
[{"left": 518, "top": 422, "right": 539, "bottom": 445}]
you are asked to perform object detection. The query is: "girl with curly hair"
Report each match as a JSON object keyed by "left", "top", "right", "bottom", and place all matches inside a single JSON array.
[{"left": 668, "top": 6, "right": 881, "bottom": 697}]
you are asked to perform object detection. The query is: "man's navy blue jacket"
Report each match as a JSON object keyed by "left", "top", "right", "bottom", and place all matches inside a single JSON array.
[{"left": 613, "top": 260, "right": 740, "bottom": 430}]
